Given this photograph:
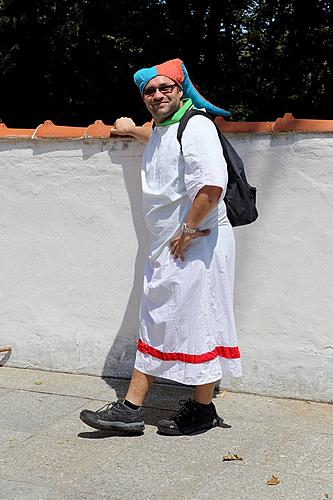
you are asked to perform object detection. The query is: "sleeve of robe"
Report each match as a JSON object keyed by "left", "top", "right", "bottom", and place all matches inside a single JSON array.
[{"left": 181, "top": 115, "right": 228, "bottom": 203}]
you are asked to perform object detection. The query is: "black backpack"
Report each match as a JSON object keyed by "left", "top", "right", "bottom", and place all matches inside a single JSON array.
[{"left": 177, "top": 109, "right": 258, "bottom": 227}]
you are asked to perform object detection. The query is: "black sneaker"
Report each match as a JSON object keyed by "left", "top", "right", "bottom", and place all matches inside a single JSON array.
[
  {"left": 157, "top": 399, "right": 219, "bottom": 436},
  {"left": 79, "top": 399, "right": 145, "bottom": 433}
]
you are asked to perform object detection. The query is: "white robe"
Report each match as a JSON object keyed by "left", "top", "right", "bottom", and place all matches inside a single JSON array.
[{"left": 134, "top": 114, "right": 242, "bottom": 385}]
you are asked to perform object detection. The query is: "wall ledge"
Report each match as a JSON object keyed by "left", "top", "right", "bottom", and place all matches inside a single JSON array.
[
  {"left": 1, "top": 113, "right": 333, "bottom": 139},
  {"left": 215, "top": 113, "right": 333, "bottom": 133}
]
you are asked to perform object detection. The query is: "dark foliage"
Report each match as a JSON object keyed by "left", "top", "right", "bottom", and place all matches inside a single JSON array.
[{"left": 0, "top": 0, "right": 332, "bottom": 126}]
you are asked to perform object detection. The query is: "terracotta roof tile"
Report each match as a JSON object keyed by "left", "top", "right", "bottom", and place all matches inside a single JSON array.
[
  {"left": 0, "top": 123, "right": 35, "bottom": 138},
  {"left": 0, "top": 113, "right": 332, "bottom": 139},
  {"left": 33, "top": 120, "right": 86, "bottom": 139},
  {"left": 215, "top": 116, "right": 274, "bottom": 133},
  {"left": 84, "top": 120, "right": 113, "bottom": 138},
  {"left": 273, "top": 113, "right": 333, "bottom": 132}
]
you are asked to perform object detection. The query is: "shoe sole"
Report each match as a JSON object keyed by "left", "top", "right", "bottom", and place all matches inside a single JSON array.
[
  {"left": 80, "top": 413, "right": 145, "bottom": 433},
  {"left": 157, "top": 419, "right": 218, "bottom": 436}
]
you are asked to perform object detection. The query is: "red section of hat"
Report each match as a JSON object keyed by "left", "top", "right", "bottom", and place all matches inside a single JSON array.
[{"left": 155, "top": 58, "right": 184, "bottom": 87}]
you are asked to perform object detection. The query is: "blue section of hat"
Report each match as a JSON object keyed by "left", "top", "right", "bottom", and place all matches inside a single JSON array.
[
  {"left": 181, "top": 63, "right": 231, "bottom": 117},
  {"left": 133, "top": 67, "right": 158, "bottom": 94}
]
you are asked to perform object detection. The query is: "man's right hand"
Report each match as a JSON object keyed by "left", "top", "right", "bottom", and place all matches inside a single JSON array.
[
  {"left": 111, "top": 117, "right": 137, "bottom": 136},
  {"left": 110, "top": 117, "right": 153, "bottom": 144}
]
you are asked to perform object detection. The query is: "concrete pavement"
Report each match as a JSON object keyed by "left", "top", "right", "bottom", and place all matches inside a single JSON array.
[{"left": 0, "top": 367, "right": 332, "bottom": 499}]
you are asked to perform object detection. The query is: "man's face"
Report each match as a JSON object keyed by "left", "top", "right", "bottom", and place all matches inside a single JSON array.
[{"left": 143, "top": 76, "right": 183, "bottom": 124}]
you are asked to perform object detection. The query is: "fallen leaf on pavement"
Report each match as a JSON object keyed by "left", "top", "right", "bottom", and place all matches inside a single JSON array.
[
  {"left": 223, "top": 453, "right": 243, "bottom": 461},
  {"left": 34, "top": 381, "right": 43, "bottom": 385},
  {"left": 266, "top": 475, "right": 280, "bottom": 485}
]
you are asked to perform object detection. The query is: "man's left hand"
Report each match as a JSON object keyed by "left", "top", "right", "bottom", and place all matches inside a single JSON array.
[{"left": 170, "top": 229, "right": 211, "bottom": 261}]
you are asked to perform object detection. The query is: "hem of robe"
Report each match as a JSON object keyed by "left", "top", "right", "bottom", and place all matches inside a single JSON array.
[{"left": 135, "top": 349, "right": 242, "bottom": 386}]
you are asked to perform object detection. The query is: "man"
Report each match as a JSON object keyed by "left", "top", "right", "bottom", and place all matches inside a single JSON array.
[{"left": 80, "top": 58, "right": 241, "bottom": 436}]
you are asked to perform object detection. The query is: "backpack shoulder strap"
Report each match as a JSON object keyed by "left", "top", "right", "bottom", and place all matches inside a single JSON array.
[
  {"left": 177, "top": 109, "right": 215, "bottom": 152},
  {"left": 177, "top": 109, "right": 246, "bottom": 183}
]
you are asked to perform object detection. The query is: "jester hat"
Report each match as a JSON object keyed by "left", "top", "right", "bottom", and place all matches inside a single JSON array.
[{"left": 133, "top": 58, "right": 231, "bottom": 117}]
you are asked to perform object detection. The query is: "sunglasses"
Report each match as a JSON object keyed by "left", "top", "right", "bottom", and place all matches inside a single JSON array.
[{"left": 143, "top": 83, "right": 179, "bottom": 98}]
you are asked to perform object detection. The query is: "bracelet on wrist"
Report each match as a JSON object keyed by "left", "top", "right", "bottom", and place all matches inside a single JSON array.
[{"left": 181, "top": 222, "right": 198, "bottom": 234}]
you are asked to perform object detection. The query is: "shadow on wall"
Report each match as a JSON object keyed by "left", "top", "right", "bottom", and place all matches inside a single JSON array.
[
  {"left": 100, "top": 142, "right": 211, "bottom": 397},
  {"left": 99, "top": 136, "right": 255, "bottom": 397},
  {"left": 101, "top": 147, "right": 149, "bottom": 389},
  {"left": 100, "top": 133, "right": 283, "bottom": 396}
]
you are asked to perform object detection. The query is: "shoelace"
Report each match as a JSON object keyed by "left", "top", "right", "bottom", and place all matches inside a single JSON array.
[
  {"left": 95, "top": 400, "right": 120, "bottom": 413},
  {"left": 174, "top": 399, "right": 195, "bottom": 423}
]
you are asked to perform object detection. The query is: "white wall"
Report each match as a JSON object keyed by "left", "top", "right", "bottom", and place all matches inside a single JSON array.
[{"left": 0, "top": 134, "right": 332, "bottom": 402}]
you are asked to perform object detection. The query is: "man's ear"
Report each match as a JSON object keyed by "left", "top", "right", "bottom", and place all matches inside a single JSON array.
[{"left": 179, "top": 88, "right": 184, "bottom": 99}]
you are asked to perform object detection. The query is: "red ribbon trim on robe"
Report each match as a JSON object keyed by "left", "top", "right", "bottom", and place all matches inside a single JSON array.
[{"left": 137, "top": 339, "right": 240, "bottom": 363}]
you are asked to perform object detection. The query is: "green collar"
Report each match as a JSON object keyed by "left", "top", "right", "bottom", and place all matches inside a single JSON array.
[{"left": 157, "top": 99, "right": 194, "bottom": 127}]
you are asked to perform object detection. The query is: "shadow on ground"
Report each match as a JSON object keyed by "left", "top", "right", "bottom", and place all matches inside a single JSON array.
[{"left": 0, "top": 348, "right": 12, "bottom": 367}]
